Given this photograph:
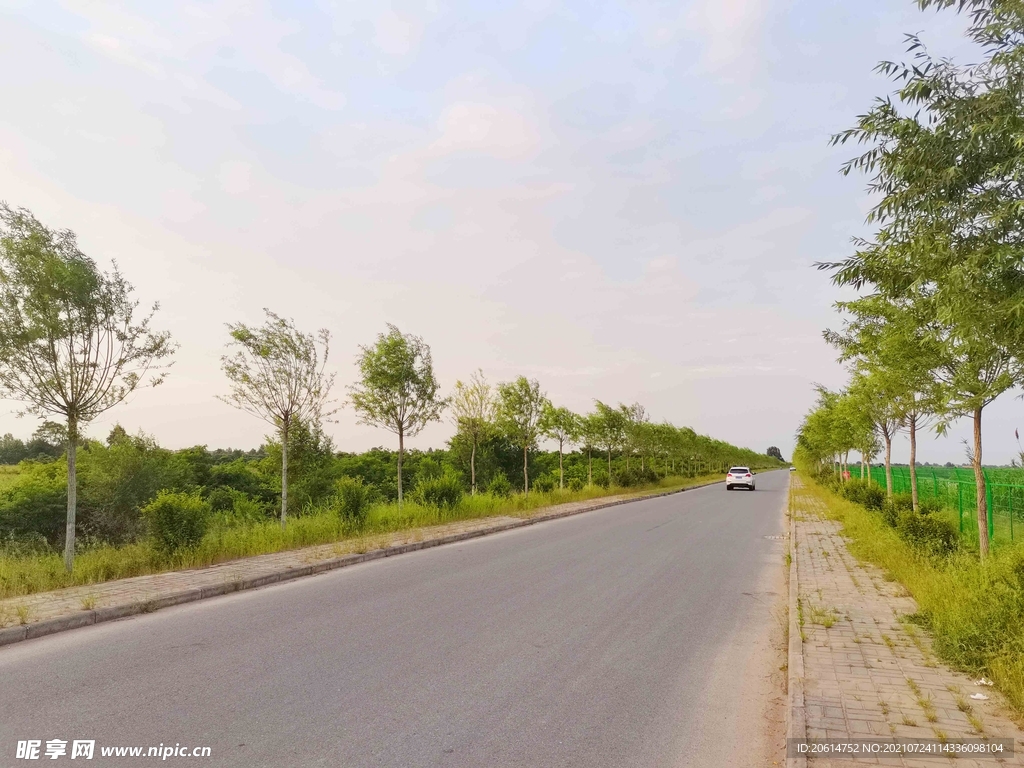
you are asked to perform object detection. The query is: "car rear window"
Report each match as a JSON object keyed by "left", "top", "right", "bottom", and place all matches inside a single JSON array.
[{"left": 729, "top": 467, "right": 749, "bottom": 473}]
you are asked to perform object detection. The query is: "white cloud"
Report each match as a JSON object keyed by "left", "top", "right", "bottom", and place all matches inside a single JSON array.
[
  {"left": 686, "top": 0, "right": 769, "bottom": 73},
  {"left": 432, "top": 103, "right": 541, "bottom": 159},
  {"left": 373, "top": 10, "right": 423, "bottom": 57}
]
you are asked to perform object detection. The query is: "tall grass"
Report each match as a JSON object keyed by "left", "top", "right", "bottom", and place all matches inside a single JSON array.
[
  {"left": 799, "top": 474, "right": 1024, "bottom": 716},
  {"left": 0, "top": 473, "right": 722, "bottom": 601}
]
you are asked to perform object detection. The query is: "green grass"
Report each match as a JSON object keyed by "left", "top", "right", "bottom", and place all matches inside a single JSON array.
[
  {"left": 797, "top": 473, "right": 1024, "bottom": 718},
  {"left": 0, "top": 473, "right": 724, "bottom": 601}
]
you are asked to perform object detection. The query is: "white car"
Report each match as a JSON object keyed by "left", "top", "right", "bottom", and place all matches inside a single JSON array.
[{"left": 726, "top": 466, "right": 755, "bottom": 491}]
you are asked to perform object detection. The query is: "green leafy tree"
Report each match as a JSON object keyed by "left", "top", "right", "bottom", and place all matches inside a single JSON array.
[
  {"left": 824, "top": 4, "right": 1024, "bottom": 554},
  {"left": 619, "top": 402, "right": 648, "bottom": 472},
  {"left": 593, "top": 401, "right": 626, "bottom": 479},
  {"left": 538, "top": 404, "right": 581, "bottom": 489},
  {"left": 449, "top": 369, "right": 495, "bottom": 495},
  {"left": 579, "top": 413, "right": 602, "bottom": 486},
  {"left": 349, "top": 325, "right": 446, "bottom": 505},
  {"left": 0, "top": 205, "right": 175, "bottom": 571},
  {"left": 827, "top": 294, "right": 945, "bottom": 506},
  {"left": 495, "top": 377, "right": 548, "bottom": 493},
  {"left": 219, "top": 309, "right": 336, "bottom": 526}
]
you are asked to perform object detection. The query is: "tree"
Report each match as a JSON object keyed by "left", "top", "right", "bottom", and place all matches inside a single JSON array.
[
  {"left": 219, "top": 309, "right": 335, "bottom": 526},
  {"left": 349, "top": 325, "right": 445, "bottom": 505},
  {"left": 539, "top": 404, "right": 581, "bottom": 489},
  {"left": 579, "top": 413, "right": 602, "bottom": 485},
  {"left": 824, "top": 6, "right": 1024, "bottom": 553},
  {"left": 766, "top": 446, "right": 783, "bottom": 462},
  {"left": 450, "top": 369, "right": 495, "bottom": 494},
  {"left": 827, "top": 293, "right": 944, "bottom": 506},
  {"left": 495, "top": 377, "right": 548, "bottom": 493},
  {"left": 619, "top": 402, "right": 648, "bottom": 471},
  {"left": 0, "top": 205, "right": 175, "bottom": 571},
  {"left": 593, "top": 401, "right": 626, "bottom": 479}
]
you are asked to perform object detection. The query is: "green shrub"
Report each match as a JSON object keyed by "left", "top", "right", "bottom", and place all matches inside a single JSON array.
[
  {"left": 841, "top": 479, "right": 885, "bottom": 511},
  {"left": 532, "top": 474, "right": 556, "bottom": 493},
  {"left": 486, "top": 472, "right": 512, "bottom": 498},
  {"left": 896, "top": 509, "right": 960, "bottom": 557},
  {"left": 206, "top": 486, "right": 238, "bottom": 513},
  {"left": 568, "top": 476, "right": 586, "bottom": 492},
  {"left": 882, "top": 493, "right": 914, "bottom": 527},
  {"left": 592, "top": 470, "right": 610, "bottom": 489},
  {"left": 0, "top": 465, "right": 66, "bottom": 544},
  {"left": 415, "top": 472, "right": 464, "bottom": 510},
  {"left": 335, "top": 476, "right": 373, "bottom": 525},
  {"left": 614, "top": 468, "right": 640, "bottom": 487},
  {"left": 918, "top": 496, "right": 944, "bottom": 515},
  {"left": 142, "top": 491, "right": 210, "bottom": 555}
]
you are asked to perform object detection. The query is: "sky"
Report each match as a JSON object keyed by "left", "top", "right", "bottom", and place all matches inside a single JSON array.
[{"left": 0, "top": 0, "right": 1020, "bottom": 465}]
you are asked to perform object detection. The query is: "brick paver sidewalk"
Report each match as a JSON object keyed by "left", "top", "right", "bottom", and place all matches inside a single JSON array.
[
  {"left": 0, "top": 484, "right": 709, "bottom": 645},
  {"left": 792, "top": 477, "right": 1024, "bottom": 767}
]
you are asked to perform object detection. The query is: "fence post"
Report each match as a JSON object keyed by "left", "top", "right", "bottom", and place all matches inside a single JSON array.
[
  {"left": 957, "top": 482, "right": 963, "bottom": 533},
  {"left": 984, "top": 468, "right": 994, "bottom": 541},
  {"left": 1010, "top": 490, "right": 1014, "bottom": 543}
]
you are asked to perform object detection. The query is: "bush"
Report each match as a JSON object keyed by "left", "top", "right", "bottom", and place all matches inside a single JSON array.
[
  {"left": 568, "top": 476, "right": 586, "bottom": 492},
  {"left": 415, "top": 472, "right": 464, "bottom": 510},
  {"left": 206, "top": 486, "right": 238, "bottom": 513},
  {"left": 841, "top": 478, "right": 884, "bottom": 510},
  {"left": 881, "top": 493, "right": 914, "bottom": 528},
  {"left": 335, "top": 476, "right": 373, "bottom": 526},
  {"left": 486, "top": 472, "right": 512, "bottom": 498},
  {"left": 142, "top": 491, "right": 210, "bottom": 555},
  {"left": 918, "top": 496, "right": 944, "bottom": 515},
  {"left": 0, "top": 464, "right": 66, "bottom": 544},
  {"left": 592, "top": 470, "right": 611, "bottom": 489},
  {"left": 614, "top": 468, "right": 641, "bottom": 487},
  {"left": 532, "top": 474, "right": 556, "bottom": 493},
  {"left": 896, "top": 509, "right": 960, "bottom": 557}
]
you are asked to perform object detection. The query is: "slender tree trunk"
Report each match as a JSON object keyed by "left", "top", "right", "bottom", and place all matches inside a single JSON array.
[
  {"left": 588, "top": 448, "right": 593, "bottom": 486},
  {"left": 63, "top": 414, "right": 77, "bottom": 573},
  {"left": 641, "top": 454, "right": 645, "bottom": 472},
  {"left": 607, "top": 447, "right": 612, "bottom": 479},
  {"left": 523, "top": 444, "right": 529, "bottom": 494},
  {"left": 883, "top": 435, "right": 892, "bottom": 497},
  {"left": 398, "top": 426, "right": 405, "bottom": 506},
  {"left": 558, "top": 441, "right": 564, "bottom": 489},
  {"left": 470, "top": 439, "right": 477, "bottom": 495},
  {"left": 974, "top": 407, "right": 989, "bottom": 559},
  {"left": 909, "top": 415, "right": 919, "bottom": 512},
  {"left": 280, "top": 418, "right": 289, "bottom": 528}
]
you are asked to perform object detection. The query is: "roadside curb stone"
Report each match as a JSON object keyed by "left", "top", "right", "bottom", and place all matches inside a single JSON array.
[
  {"left": 0, "top": 479, "right": 721, "bottom": 648},
  {"left": 788, "top": 472, "right": 808, "bottom": 768}
]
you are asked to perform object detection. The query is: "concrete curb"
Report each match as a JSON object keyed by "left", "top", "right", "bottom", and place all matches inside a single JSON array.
[
  {"left": 786, "top": 477, "right": 807, "bottom": 768},
  {"left": 0, "top": 478, "right": 725, "bottom": 649}
]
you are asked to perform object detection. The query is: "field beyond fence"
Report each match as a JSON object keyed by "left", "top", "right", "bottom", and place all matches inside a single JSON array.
[{"left": 858, "top": 465, "right": 1024, "bottom": 546}]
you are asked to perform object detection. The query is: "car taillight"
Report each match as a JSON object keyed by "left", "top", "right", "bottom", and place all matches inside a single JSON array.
[{"left": 745, "top": 473, "right": 751, "bottom": 478}]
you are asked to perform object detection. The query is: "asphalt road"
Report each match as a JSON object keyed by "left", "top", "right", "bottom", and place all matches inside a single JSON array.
[{"left": 1, "top": 471, "right": 790, "bottom": 768}]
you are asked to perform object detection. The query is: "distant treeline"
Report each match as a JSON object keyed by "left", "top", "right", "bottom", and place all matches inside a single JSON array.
[{"left": 0, "top": 419, "right": 780, "bottom": 549}]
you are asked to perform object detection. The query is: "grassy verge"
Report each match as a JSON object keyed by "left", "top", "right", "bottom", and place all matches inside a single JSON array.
[
  {"left": 0, "top": 473, "right": 724, "bottom": 600},
  {"left": 796, "top": 473, "right": 1024, "bottom": 717}
]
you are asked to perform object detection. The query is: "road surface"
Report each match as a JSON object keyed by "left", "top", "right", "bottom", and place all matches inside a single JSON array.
[{"left": 1, "top": 471, "right": 790, "bottom": 767}]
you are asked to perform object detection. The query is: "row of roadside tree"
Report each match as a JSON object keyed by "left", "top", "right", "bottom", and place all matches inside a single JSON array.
[
  {"left": 796, "top": 0, "right": 1024, "bottom": 559},
  {"left": 0, "top": 205, "right": 779, "bottom": 571}
]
